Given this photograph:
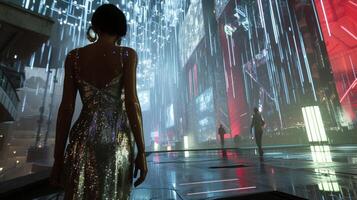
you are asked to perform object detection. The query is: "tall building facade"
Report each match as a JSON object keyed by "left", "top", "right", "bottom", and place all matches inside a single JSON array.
[{"left": 216, "top": 0, "right": 343, "bottom": 138}]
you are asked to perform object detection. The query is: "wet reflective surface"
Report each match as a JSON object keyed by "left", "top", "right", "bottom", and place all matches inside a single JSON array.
[{"left": 38, "top": 145, "right": 357, "bottom": 199}]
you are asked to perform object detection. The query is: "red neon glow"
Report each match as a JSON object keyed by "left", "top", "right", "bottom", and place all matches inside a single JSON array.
[
  {"left": 349, "top": 1, "right": 357, "bottom": 7},
  {"left": 315, "top": 0, "right": 357, "bottom": 121},
  {"left": 340, "top": 25, "right": 357, "bottom": 40},
  {"left": 193, "top": 64, "right": 198, "bottom": 96},
  {"left": 219, "top": 22, "right": 249, "bottom": 137},
  {"left": 340, "top": 79, "right": 357, "bottom": 103}
]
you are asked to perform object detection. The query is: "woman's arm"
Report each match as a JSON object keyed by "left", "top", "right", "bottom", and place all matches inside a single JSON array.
[
  {"left": 123, "top": 47, "right": 147, "bottom": 187},
  {"left": 54, "top": 51, "right": 78, "bottom": 161},
  {"left": 124, "top": 48, "right": 145, "bottom": 153}
]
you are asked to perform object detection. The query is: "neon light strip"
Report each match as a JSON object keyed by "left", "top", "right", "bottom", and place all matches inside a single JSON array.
[
  {"left": 314, "top": 106, "right": 327, "bottom": 141},
  {"left": 350, "top": 55, "right": 357, "bottom": 79},
  {"left": 240, "top": 112, "right": 248, "bottom": 117},
  {"left": 312, "top": 107, "right": 322, "bottom": 141},
  {"left": 186, "top": 186, "right": 257, "bottom": 196},
  {"left": 349, "top": 0, "right": 357, "bottom": 7},
  {"left": 320, "top": 0, "right": 332, "bottom": 36},
  {"left": 307, "top": 107, "right": 318, "bottom": 141},
  {"left": 340, "top": 79, "right": 357, "bottom": 103},
  {"left": 340, "top": 26, "right": 357, "bottom": 40},
  {"left": 311, "top": 0, "right": 324, "bottom": 41},
  {"left": 180, "top": 178, "right": 239, "bottom": 186}
]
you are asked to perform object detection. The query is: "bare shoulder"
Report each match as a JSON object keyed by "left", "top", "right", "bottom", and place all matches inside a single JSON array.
[
  {"left": 66, "top": 48, "right": 76, "bottom": 57},
  {"left": 64, "top": 48, "right": 80, "bottom": 67},
  {"left": 66, "top": 48, "right": 81, "bottom": 59},
  {"left": 118, "top": 46, "right": 138, "bottom": 59}
]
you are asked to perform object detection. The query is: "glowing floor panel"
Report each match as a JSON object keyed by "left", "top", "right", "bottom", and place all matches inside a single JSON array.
[{"left": 34, "top": 146, "right": 357, "bottom": 200}]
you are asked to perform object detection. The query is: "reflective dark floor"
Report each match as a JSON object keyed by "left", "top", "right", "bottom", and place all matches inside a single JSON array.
[{"left": 39, "top": 145, "right": 357, "bottom": 200}]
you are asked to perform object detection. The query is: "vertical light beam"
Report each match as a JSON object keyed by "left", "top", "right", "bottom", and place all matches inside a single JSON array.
[{"left": 302, "top": 106, "right": 328, "bottom": 142}]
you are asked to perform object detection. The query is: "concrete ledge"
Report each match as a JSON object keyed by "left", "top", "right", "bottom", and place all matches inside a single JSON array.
[
  {"left": 0, "top": 1, "right": 55, "bottom": 61},
  {"left": 0, "top": 1, "right": 54, "bottom": 37}
]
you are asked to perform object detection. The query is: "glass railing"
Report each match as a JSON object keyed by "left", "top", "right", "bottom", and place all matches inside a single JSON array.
[{"left": 0, "top": 67, "right": 19, "bottom": 113}]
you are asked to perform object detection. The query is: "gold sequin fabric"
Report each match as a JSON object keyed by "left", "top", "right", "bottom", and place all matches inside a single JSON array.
[{"left": 64, "top": 49, "right": 133, "bottom": 200}]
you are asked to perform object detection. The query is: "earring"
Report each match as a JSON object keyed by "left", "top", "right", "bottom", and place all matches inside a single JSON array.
[{"left": 87, "top": 26, "right": 98, "bottom": 43}]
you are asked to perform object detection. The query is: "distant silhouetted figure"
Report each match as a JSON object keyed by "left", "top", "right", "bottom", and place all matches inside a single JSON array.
[
  {"left": 218, "top": 124, "right": 227, "bottom": 157},
  {"left": 218, "top": 124, "right": 226, "bottom": 148},
  {"left": 250, "top": 107, "right": 265, "bottom": 157}
]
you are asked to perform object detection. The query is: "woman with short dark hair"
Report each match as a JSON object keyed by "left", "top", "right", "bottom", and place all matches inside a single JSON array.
[{"left": 50, "top": 4, "right": 147, "bottom": 199}]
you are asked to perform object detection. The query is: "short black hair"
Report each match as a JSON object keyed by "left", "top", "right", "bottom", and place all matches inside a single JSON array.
[
  {"left": 253, "top": 107, "right": 259, "bottom": 113},
  {"left": 91, "top": 4, "right": 127, "bottom": 37}
]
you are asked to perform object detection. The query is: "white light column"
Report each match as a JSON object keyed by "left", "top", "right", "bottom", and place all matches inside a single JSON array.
[
  {"left": 183, "top": 136, "right": 189, "bottom": 157},
  {"left": 302, "top": 106, "right": 328, "bottom": 142}
]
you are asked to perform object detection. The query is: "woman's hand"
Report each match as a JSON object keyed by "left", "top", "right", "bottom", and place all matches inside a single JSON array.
[
  {"left": 49, "top": 158, "right": 64, "bottom": 188},
  {"left": 133, "top": 152, "right": 148, "bottom": 187}
]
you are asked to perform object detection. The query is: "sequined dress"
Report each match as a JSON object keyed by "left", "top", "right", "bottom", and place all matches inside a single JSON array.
[{"left": 63, "top": 49, "right": 133, "bottom": 200}]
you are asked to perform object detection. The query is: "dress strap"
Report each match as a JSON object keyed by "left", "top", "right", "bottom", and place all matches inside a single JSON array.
[{"left": 117, "top": 46, "right": 124, "bottom": 71}]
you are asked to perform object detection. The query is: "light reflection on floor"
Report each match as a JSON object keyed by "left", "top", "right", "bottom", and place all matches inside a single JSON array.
[
  {"left": 130, "top": 146, "right": 357, "bottom": 200},
  {"left": 37, "top": 145, "right": 357, "bottom": 199}
]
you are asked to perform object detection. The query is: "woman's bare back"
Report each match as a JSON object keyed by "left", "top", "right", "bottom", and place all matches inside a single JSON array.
[
  {"left": 76, "top": 44, "right": 136, "bottom": 89},
  {"left": 77, "top": 44, "right": 121, "bottom": 88}
]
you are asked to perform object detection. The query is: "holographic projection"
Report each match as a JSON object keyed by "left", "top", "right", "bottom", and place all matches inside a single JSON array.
[
  {"left": 314, "top": 0, "right": 357, "bottom": 125},
  {"left": 217, "top": 0, "right": 341, "bottom": 138},
  {"left": 179, "top": 0, "right": 204, "bottom": 68}
]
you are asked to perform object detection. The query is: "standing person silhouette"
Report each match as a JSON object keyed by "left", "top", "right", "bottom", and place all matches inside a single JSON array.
[
  {"left": 218, "top": 124, "right": 228, "bottom": 157},
  {"left": 50, "top": 4, "right": 147, "bottom": 199},
  {"left": 218, "top": 124, "right": 226, "bottom": 148},
  {"left": 250, "top": 107, "right": 265, "bottom": 157}
]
